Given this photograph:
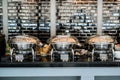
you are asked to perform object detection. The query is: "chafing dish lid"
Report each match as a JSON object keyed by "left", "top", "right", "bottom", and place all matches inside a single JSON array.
[
  {"left": 87, "top": 35, "right": 115, "bottom": 44},
  {"left": 47, "top": 35, "right": 81, "bottom": 46},
  {"left": 8, "top": 34, "right": 42, "bottom": 45}
]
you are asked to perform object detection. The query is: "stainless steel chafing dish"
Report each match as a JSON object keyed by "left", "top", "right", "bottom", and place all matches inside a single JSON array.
[
  {"left": 86, "top": 35, "right": 115, "bottom": 61},
  {"left": 87, "top": 35, "right": 115, "bottom": 50},
  {"left": 47, "top": 35, "right": 81, "bottom": 50},
  {"left": 47, "top": 35, "right": 81, "bottom": 62},
  {"left": 8, "top": 35, "right": 43, "bottom": 62}
]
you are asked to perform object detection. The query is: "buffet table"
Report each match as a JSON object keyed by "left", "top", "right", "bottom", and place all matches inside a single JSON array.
[{"left": 0, "top": 62, "right": 120, "bottom": 80}]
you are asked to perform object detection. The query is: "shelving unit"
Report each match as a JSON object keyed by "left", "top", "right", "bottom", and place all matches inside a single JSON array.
[
  {"left": 56, "top": 0, "right": 97, "bottom": 43},
  {"left": 7, "top": 0, "right": 50, "bottom": 43},
  {"left": 102, "top": 0, "right": 120, "bottom": 43},
  {"left": 0, "top": 0, "right": 119, "bottom": 44}
]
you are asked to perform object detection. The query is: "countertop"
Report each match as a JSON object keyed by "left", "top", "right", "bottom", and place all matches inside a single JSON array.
[{"left": 0, "top": 62, "right": 120, "bottom": 67}]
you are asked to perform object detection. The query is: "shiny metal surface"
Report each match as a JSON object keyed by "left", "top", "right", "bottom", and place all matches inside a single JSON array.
[
  {"left": 48, "top": 35, "right": 81, "bottom": 50},
  {"left": 92, "top": 42, "right": 113, "bottom": 50},
  {"left": 87, "top": 35, "right": 115, "bottom": 45},
  {"left": 8, "top": 35, "right": 42, "bottom": 50},
  {"left": 52, "top": 42, "right": 73, "bottom": 50},
  {"left": 48, "top": 35, "right": 80, "bottom": 44}
]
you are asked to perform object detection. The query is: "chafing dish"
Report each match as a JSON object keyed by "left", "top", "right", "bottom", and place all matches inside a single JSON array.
[
  {"left": 8, "top": 35, "right": 43, "bottom": 62},
  {"left": 47, "top": 35, "right": 81, "bottom": 62},
  {"left": 87, "top": 35, "right": 115, "bottom": 50},
  {"left": 87, "top": 35, "right": 115, "bottom": 61}
]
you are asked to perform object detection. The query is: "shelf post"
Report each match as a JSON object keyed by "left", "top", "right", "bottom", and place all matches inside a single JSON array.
[
  {"left": 50, "top": 0, "right": 56, "bottom": 37},
  {"left": 3, "top": 0, "right": 8, "bottom": 41},
  {"left": 97, "top": 0, "right": 103, "bottom": 35}
]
